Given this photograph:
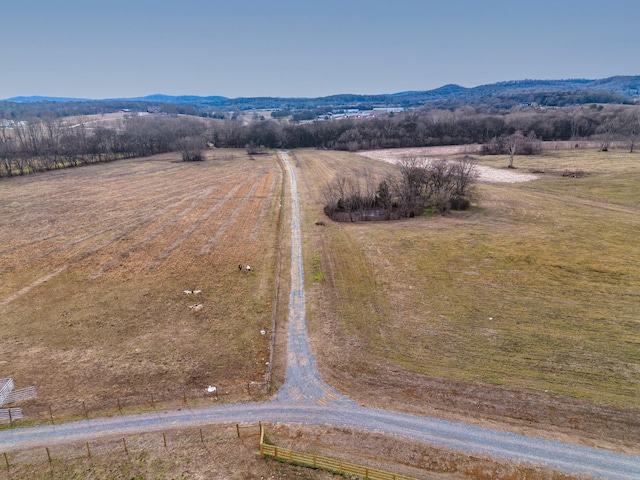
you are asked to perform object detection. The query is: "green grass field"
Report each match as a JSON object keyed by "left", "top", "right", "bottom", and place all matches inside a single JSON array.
[{"left": 299, "top": 148, "right": 640, "bottom": 409}]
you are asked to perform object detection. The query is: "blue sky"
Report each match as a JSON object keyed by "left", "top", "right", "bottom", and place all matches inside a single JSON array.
[{"left": 2, "top": 0, "right": 639, "bottom": 99}]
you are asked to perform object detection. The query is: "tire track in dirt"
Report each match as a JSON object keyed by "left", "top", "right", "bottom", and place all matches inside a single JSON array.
[
  {"left": 2, "top": 180, "right": 225, "bottom": 279},
  {"left": 0, "top": 168, "right": 245, "bottom": 252},
  {"left": 248, "top": 170, "right": 278, "bottom": 243},
  {"left": 0, "top": 169, "right": 248, "bottom": 298},
  {"left": 93, "top": 182, "right": 228, "bottom": 274},
  {"left": 0, "top": 208, "right": 162, "bottom": 276},
  {"left": 230, "top": 171, "right": 273, "bottom": 243},
  {"left": 198, "top": 174, "right": 263, "bottom": 256},
  {"left": 3, "top": 165, "right": 185, "bottom": 242},
  {"left": 0, "top": 216, "right": 155, "bottom": 306},
  {"left": 148, "top": 176, "right": 259, "bottom": 269}
]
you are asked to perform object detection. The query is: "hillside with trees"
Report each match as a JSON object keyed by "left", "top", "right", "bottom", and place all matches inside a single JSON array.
[{"left": 1, "top": 76, "right": 639, "bottom": 178}]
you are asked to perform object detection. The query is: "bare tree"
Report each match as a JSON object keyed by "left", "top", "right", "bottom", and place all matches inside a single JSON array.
[
  {"left": 621, "top": 108, "right": 640, "bottom": 153},
  {"left": 174, "top": 136, "right": 206, "bottom": 161},
  {"left": 59, "top": 129, "right": 83, "bottom": 167},
  {"left": 396, "top": 157, "right": 429, "bottom": 217},
  {"left": 0, "top": 125, "right": 14, "bottom": 177},
  {"left": 451, "top": 156, "right": 478, "bottom": 205},
  {"left": 596, "top": 118, "right": 620, "bottom": 152},
  {"left": 41, "top": 112, "right": 62, "bottom": 169},
  {"left": 504, "top": 131, "right": 525, "bottom": 168}
]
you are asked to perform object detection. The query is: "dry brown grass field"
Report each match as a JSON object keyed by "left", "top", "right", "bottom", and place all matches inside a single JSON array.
[
  {"left": 2, "top": 423, "right": 583, "bottom": 480},
  {"left": 1, "top": 147, "right": 621, "bottom": 479},
  {"left": 0, "top": 149, "right": 284, "bottom": 420},
  {"left": 294, "top": 148, "right": 640, "bottom": 453}
]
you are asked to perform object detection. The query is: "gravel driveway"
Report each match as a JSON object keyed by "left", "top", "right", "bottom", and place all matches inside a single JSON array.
[{"left": 0, "top": 151, "right": 638, "bottom": 480}]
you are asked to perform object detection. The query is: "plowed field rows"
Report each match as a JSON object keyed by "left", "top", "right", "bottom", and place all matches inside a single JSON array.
[{"left": 0, "top": 151, "right": 283, "bottom": 419}]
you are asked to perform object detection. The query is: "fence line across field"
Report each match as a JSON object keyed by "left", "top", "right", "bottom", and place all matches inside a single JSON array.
[
  {"left": 0, "top": 378, "right": 267, "bottom": 425},
  {"left": 1, "top": 422, "right": 419, "bottom": 479},
  {"left": 259, "top": 423, "right": 417, "bottom": 480}
]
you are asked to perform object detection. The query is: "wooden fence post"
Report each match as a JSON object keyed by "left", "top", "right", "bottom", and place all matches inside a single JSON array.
[
  {"left": 3, "top": 452, "right": 9, "bottom": 470},
  {"left": 86, "top": 442, "right": 91, "bottom": 459},
  {"left": 7, "top": 409, "right": 12, "bottom": 429},
  {"left": 82, "top": 401, "right": 88, "bottom": 419},
  {"left": 150, "top": 393, "right": 155, "bottom": 408},
  {"left": 117, "top": 398, "right": 122, "bottom": 413},
  {"left": 200, "top": 428, "right": 204, "bottom": 443},
  {"left": 49, "top": 405, "right": 55, "bottom": 425},
  {"left": 46, "top": 447, "right": 52, "bottom": 467},
  {"left": 122, "top": 437, "right": 128, "bottom": 455},
  {"left": 236, "top": 424, "right": 240, "bottom": 438},
  {"left": 163, "top": 432, "right": 167, "bottom": 448}
]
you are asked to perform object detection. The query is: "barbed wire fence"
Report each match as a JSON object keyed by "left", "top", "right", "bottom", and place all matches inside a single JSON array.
[
  {"left": 1, "top": 422, "right": 262, "bottom": 477},
  {"left": 0, "top": 378, "right": 278, "bottom": 430}
]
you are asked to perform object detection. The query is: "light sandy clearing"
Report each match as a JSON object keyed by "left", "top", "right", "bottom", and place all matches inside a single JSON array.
[{"left": 357, "top": 147, "right": 539, "bottom": 183}]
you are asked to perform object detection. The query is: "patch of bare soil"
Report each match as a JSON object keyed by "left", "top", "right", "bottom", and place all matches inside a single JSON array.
[{"left": 357, "top": 148, "right": 539, "bottom": 183}]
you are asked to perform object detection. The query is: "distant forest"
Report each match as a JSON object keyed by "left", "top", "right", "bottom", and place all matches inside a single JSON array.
[
  {"left": 211, "top": 104, "right": 639, "bottom": 152},
  {"left": 1, "top": 76, "right": 639, "bottom": 177},
  {"left": 1, "top": 103, "right": 639, "bottom": 178}
]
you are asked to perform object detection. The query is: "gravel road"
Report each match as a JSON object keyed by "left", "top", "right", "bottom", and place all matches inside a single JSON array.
[{"left": 1, "top": 151, "right": 638, "bottom": 479}]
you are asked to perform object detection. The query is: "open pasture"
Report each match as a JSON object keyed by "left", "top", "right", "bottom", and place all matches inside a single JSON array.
[
  {"left": 295, "top": 148, "right": 640, "bottom": 448},
  {"left": 0, "top": 150, "right": 283, "bottom": 420}
]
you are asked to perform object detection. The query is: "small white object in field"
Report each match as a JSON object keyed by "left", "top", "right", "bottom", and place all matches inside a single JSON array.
[
  {"left": 184, "top": 290, "right": 192, "bottom": 294},
  {"left": 260, "top": 330, "right": 266, "bottom": 335},
  {"left": 246, "top": 265, "right": 251, "bottom": 272},
  {"left": 188, "top": 304, "right": 203, "bottom": 311},
  {"left": 193, "top": 290, "right": 202, "bottom": 294},
  {"left": 207, "top": 386, "right": 217, "bottom": 393}
]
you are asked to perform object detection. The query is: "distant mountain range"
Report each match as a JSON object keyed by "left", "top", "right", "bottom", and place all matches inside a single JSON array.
[
  {"left": 5, "top": 94, "right": 229, "bottom": 104},
  {"left": 4, "top": 76, "right": 639, "bottom": 111}
]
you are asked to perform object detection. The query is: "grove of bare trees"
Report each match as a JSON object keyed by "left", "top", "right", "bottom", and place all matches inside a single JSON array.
[
  {"left": 0, "top": 115, "right": 207, "bottom": 177},
  {"left": 323, "top": 157, "right": 478, "bottom": 222}
]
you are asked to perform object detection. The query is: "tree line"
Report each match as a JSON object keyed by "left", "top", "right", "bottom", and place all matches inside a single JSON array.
[
  {"left": 211, "top": 104, "right": 640, "bottom": 153},
  {"left": 1, "top": 104, "right": 638, "bottom": 178},
  {"left": 0, "top": 115, "right": 207, "bottom": 177}
]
